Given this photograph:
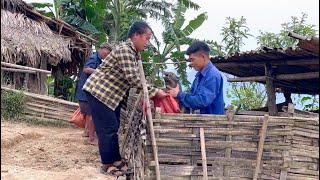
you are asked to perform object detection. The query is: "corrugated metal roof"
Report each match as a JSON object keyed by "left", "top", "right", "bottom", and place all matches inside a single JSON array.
[{"left": 211, "top": 37, "right": 319, "bottom": 95}]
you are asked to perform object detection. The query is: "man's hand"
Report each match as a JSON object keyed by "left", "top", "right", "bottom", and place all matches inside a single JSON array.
[
  {"left": 168, "top": 85, "right": 180, "bottom": 98},
  {"left": 155, "top": 89, "right": 168, "bottom": 99}
]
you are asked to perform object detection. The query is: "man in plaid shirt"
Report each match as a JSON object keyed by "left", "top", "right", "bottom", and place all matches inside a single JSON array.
[{"left": 83, "top": 21, "right": 167, "bottom": 177}]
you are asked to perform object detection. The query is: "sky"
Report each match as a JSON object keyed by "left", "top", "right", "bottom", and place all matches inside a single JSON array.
[{"left": 24, "top": 0, "right": 319, "bottom": 109}]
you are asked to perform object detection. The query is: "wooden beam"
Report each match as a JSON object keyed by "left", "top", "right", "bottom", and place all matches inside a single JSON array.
[
  {"left": 288, "top": 32, "right": 307, "bottom": 40},
  {"left": 265, "top": 63, "right": 278, "bottom": 116},
  {"left": 253, "top": 115, "right": 269, "bottom": 180},
  {"left": 228, "top": 72, "right": 319, "bottom": 82},
  {"left": 199, "top": 128, "right": 208, "bottom": 180},
  {"left": 1, "top": 67, "right": 36, "bottom": 74},
  {"left": 1, "top": 62, "right": 51, "bottom": 74},
  {"left": 228, "top": 76, "right": 266, "bottom": 82},
  {"left": 277, "top": 72, "right": 319, "bottom": 80},
  {"left": 215, "top": 59, "right": 319, "bottom": 68}
]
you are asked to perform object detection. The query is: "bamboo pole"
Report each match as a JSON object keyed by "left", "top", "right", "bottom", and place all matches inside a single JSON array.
[
  {"left": 1, "top": 62, "right": 51, "bottom": 74},
  {"left": 137, "top": 60, "right": 161, "bottom": 180},
  {"left": 253, "top": 115, "right": 269, "bottom": 180},
  {"left": 1, "top": 67, "right": 36, "bottom": 74},
  {"left": 199, "top": 128, "right": 208, "bottom": 180}
]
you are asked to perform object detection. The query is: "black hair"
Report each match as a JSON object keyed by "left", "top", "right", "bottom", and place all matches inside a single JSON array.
[
  {"left": 186, "top": 41, "right": 210, "bottom": 56},
  {"left": 127, "top": 20, "right": 151, "bottom": 38}
]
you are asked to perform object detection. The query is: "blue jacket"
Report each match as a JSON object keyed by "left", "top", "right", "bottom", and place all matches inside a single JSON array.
[
  {"left": 177, "top": 62, "right": 225, "bottom": 114},
  {"left": 75, "top": 52, "right": 102, "bottom": 101}
]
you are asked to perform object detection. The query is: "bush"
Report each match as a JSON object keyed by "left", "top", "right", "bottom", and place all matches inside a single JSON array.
[{"left": 1, "top": 90, "right": 26, "bottom": 120}]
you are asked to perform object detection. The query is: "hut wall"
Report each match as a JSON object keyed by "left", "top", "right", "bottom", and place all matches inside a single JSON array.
[{"left": 120, "top": 93, "right": 319, "bottom": 180}]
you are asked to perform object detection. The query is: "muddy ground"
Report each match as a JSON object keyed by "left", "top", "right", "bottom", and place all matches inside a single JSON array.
[{"left": 1, "top": 120, "right": 126, "bottom": 180}]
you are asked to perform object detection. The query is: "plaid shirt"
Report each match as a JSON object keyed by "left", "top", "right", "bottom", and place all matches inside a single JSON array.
[{"left": 83, "top": 39, "right": 158, "bottom": 111}]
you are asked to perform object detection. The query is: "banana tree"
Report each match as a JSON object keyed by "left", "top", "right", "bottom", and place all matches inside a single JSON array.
[
  {"left": 57, "top": 0, "right": 108, "bottom": 45},
  {"left": 141, "top": 1, "right": 207, "bottom": 90},
  {"left": 104, "top": 0, "right": 172, "bottom": 43}
]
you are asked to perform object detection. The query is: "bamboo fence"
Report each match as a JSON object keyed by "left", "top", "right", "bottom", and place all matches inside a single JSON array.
[
  {"left": 1, "top": 86, "right": 78, "bottom": 122},
  {"left": 119, "top": 93, "right": 319, "bottom": 180},
  {"left": 2, "top": 87, "right": 318, "bottom": 179}
]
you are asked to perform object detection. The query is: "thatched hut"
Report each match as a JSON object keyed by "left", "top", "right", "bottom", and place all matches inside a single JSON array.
[{"left": 1, "top": 0, "right": 95, "bottom": 97}]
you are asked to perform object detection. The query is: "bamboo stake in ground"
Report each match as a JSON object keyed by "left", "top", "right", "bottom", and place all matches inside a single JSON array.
[
  {"left": 253, "top": 114, "right": 269, "bottom": 180},
  {"left": 199, "top": 128, "right": 208, "bottom": 180},
  {"left": 137, "top": 60, "right": 161, "bottom": 180}
]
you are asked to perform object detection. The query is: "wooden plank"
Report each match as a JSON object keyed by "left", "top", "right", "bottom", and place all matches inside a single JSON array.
[
  {"left": 253, "top": 115, "right": 269, "bottom": 180},
  {"left": 199, "top": 128, "right": 208, "bottom": 180}
]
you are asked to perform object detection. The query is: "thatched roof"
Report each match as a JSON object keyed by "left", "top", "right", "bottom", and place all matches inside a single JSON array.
[
  {"left": 1, "top": 0, "right": 95, "bottom": 72},
  {"left": 1, "top": 10, "right": 71, "bottom": 67}
]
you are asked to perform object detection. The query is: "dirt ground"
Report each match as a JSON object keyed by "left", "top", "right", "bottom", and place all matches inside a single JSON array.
[{"left": 1, "top": 120, "right": 125, "bottom": 180}]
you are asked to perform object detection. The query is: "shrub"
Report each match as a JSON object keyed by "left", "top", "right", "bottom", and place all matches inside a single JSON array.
[{"left": 1, "top": 90, "right": 26, "bottom": 120}]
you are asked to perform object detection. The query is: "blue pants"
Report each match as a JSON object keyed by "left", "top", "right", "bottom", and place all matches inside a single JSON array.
[{"left": 86, "top": 92, "right": 122, "bottom": 164}]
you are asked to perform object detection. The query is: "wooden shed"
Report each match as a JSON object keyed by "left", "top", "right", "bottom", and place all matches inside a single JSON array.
[
  {"left": 1, "top": 0, "right": 95, "bottom": 96},
  {"left": 210, "top": 32, "right": 319, "bottom": 116}
]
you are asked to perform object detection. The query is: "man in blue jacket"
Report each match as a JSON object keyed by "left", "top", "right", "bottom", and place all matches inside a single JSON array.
[
  {"left": 75, "top": 43, "right": 112, "bottom": 144},
  {"left": 168, "top": 41, "right": 225, "bottom": 115}
]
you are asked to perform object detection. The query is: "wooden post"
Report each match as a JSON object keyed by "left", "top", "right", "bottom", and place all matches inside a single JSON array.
[
  {"left": 253, "top": 115, "right": 269, "bottom": 180},
  {"left": 37, "top": 72, "right": 41, "bottom": 94},
  {"left": 24, "top": 73, "right": 29, "bottom": 90},
  {"left": 280, "top": 103, "right": 293, "bottom": 180},
  {"left": 265, "top": 63, "right": 277, "bottom": 116},
  {"left": 39, "top": 57, "right": 48, "bottom": 95},
  {"left": 224, "top": 106, "right": 234, "bottom": 177},
  {"left": 283, "top": 92, "right": 292, "bottom": 105},
  {"left": 199, "top": 128, "right": 208, "bottom": 180},
  {"left": 138, "top": 60, "right": 161, "bottom": 180}
]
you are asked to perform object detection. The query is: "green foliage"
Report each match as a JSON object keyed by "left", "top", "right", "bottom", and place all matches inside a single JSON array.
[
  {"left": 257, "top": 13, "right": 318, "bottom": 48},
  {"left": 226, "top": 82, "right": 267, "bottom": 110},
  {"left": 58, "top": 0, "right": 105, "bottom": 44},
  {"left": 46, "top": 75, "right": 55, "bottom": 96},
  {"left": 295, "top": 95, "right": 319, "bottom": 111},
  {"left": 221, "top": 16, "right": 252, "bottom": 55},
  {"left": 1, "top": 90, "right": 26, "bottom": 120},
  {"left": 104, "top": 0, "right": 173, "bottom": 42},
  {"left": 217, "top": 16, "right": 265, "bottom": 110},
  {"left": 54, "top": 76, "right": 77, "bottom": 102},
  {"left": 29, "top": 2, "right": 55, "bottom": 18}
]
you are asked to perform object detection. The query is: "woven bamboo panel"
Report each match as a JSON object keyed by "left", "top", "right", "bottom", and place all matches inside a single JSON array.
[{"left": 120, "top": 92, "right": 319, "bottom": 180}]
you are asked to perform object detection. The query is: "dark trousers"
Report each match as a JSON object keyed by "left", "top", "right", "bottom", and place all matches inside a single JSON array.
[{"left": 86, "top": 92, "right": 122, "bottom": 164}]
